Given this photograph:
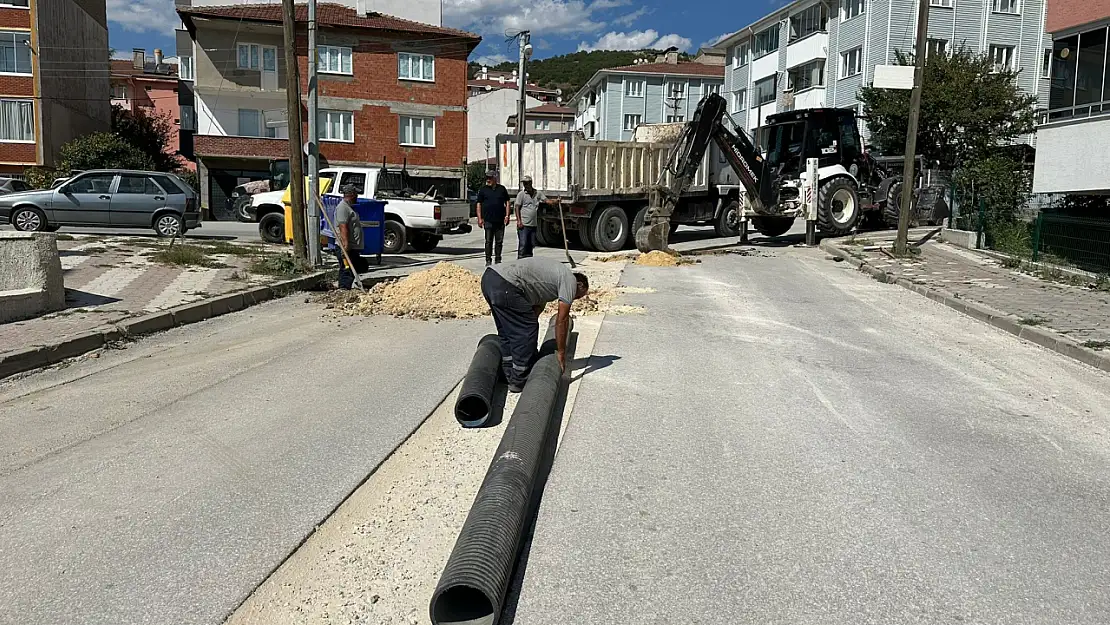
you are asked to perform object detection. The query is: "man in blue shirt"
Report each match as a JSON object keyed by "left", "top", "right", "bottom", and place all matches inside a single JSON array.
[{"left": 475, "top": 170, "right": 510, "bottom": 265}]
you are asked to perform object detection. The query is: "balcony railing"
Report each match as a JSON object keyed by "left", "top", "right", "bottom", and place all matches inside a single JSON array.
[{"left": 1038, "top": 100, "right": 1110, "bottom": 125}]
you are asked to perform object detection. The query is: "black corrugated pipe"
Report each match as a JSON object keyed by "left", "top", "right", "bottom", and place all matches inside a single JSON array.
[
  {"left": 454, "top": 335, "right": 502, "bottom": 428},
  {"left": 430, "top": 352, "right": 563, "bottom": 625}
]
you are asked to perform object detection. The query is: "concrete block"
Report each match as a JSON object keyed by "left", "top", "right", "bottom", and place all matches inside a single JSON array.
[
  {"left": 939, "top": 228, "right": 978, "bottom": 249},
  {"left": 991, "top": 316, "right": 1024, "bottom": 338},
  {"left": 118, "top": 311, "right": 175, "bottom": 336},
  {"left": 242, "top": 286, "right": 274, "bottom": 306},
  {"left": 0, "top": 346, "right": 50, "bottom": 379},
  {"left": 958, "top": 301, "right": 996, "bottom": 325},
  {"left": 1018, "top": 325, "right": 1061, "bottom": 352},
  {"left": 207, "top": 292, "right": 245, "bottom": 316},
  {"left": 171, "top": 301, "right": 213, "bottom": 326},
  {"left": 1055, "top": 341, "right": 1110, "bottom": 371},
  {"left": 0, "top": 232, "right": 64, "bottom": 323}
]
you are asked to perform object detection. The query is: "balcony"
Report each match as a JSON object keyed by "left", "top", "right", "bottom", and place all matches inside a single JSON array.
[
  {"left": 1033, "top": 112, "right": 1110, "bottom": 194},
  {"left": 751, "top": 51, "right": 779, "bottom": 82},
  {"left": 748, "top": 102, "right": 778, "bottom": 129},
  {"left": 786, "top": 32, "right": 828, "bottom": 70},
  {"left": 787, "top": 87, "right": 826, "bottom": 110}
]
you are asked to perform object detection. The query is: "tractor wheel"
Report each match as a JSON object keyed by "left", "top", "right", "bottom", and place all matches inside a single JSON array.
[
  {"left": 259, "top": 212, "right": 285, "bottom": 243},
  {"left": 817, "top": 177, "right": 861, "bottom": 236},
  {"left": 631, "top": 206, "right": 649, "bottom": 240},
  {"left": 714, "top": 200, "right": 742, "bottom": 237},
  {"left": 750, "top": 216, "right": 794, "bottom": 238},
  {"left": 882, "top": 181, "right": 916, "bottom": 228},
  {"left": 589, "top": 204, "right": 630, "bottom": 252}
]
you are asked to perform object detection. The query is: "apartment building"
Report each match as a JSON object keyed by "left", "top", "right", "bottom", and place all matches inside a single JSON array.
[
  {"left": 174, "top": 1, "right": 478, "bottom": 216},
  {"left": 718, "top": 0, "right": 1050, "bottom": 138},
  {"left": 570, "top": 49, "right": 726, "bottom": 141},
  {"left": 1032, "top": 0, "right": 1110, "bottom": 195},
  {"left": 109, "top": 49, "right": 190, "bottom": 170},
  {"left": 506, "top": 102, "right": 575, "bottom": 133},
  {"left": 0, "top": 0, "right": 109, "bottom": 177}
]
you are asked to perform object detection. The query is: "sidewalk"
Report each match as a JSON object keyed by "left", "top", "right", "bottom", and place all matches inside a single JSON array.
[{"left": 822, "top": 231, "right": 1110, "bottom": 368}]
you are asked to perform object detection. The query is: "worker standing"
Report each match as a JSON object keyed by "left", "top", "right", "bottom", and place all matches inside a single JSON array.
[
  {"left": 476, "top": 171, "right": 510, "bottom": 266},
  {"left": 334, "top": 185, "right": 369, "bottom": 289},
  {"left": 514, "top": 175, "right": 546, "bottom": 259},
  {"left": 480, "top": 257, "right": 589, "bottom": 392}
]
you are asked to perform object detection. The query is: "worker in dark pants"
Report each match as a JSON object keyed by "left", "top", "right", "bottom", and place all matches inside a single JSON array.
[
  {"left": 476, "top": 170, "right": 510, "bottom": 265},
  {"left": 514, "top": 175, "right": 546, "bottom": 259},
  {"left": 481, "top": 257, "right": 589, "bottom": 392},
  {"left": 334, "top": 185, "right": 369, "bottom": 289}
]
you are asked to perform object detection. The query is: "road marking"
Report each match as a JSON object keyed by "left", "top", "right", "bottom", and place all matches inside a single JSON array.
[{"left": 143, "top": 268, "right": 221, "bottom": 312}]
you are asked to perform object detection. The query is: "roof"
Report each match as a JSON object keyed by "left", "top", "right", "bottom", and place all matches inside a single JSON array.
[
  {"left": 468, "top": 78, "right": 559, "bottom": 94},
  {"left": 606, "top": 62, "right": 724, "bottom": 77},
  {"left": 110, "top": 59, "right": 178, "bottom": 80},
  {"left": 507, "top": 103, "right": 575, "bottom": 121},
  {"left": 178, "top": 3, "right": 480, "bottom": 41}
]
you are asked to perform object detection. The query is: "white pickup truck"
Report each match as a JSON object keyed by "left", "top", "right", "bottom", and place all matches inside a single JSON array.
[{"left": 249, "top": 166, "right": 471, "bottom": 253}]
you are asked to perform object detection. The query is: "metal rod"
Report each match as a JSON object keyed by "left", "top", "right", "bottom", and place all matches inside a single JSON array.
[{"left": 307, "top": 0, "right": 320, "bottom": 266}]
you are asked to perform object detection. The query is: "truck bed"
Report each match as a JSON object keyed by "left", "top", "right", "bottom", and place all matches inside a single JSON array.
[{"left": 495, "top": 131, "right": 709, "bottom": 201}]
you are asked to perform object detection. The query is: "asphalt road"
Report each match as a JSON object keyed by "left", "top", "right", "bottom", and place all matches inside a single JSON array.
[
  {"left": 511, "top": 247, "right": 1110, "bottom": 624},
  {"left": 0, "top": 299, "right": 488, "bottom": 625}
]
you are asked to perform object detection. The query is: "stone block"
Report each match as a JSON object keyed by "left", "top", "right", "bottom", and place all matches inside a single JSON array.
[{"left": 0, "top": 232, "right": 64, "bottom": 323}]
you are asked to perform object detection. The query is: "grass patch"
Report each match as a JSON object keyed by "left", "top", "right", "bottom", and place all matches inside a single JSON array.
[
  {"left": 1019, "top": 316, "right": 1049, "bottom": 326},
  {"left": 1082, "top": 340, "right": 1110, "bottom": 351},
  {"left": 152, "top": 245, "right": 226, "bottom": 268},
  {"left": 1000, "top": 256, "right": 1024, "bottom": 269},
  {"left": 1094, "top": 275, "right": 1110, "bottom": 292},
  {"left": 843, "top": 237, "right": 875, "bottom": 247},
  {"left": 248, "top": 253, "right": 311, "bottom": 277},
  {"left": 195, "top": 240, "right": 267, "bottom": 257}
]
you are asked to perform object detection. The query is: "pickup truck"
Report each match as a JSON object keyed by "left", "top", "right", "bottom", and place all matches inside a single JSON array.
[{"left": 248, "top": 166, "right": 471, "bottom": 253}]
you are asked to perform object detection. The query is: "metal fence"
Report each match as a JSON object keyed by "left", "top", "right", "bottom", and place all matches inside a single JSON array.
[{"left": 1032, "top": 214, "right": 1110, "bottom": 274}]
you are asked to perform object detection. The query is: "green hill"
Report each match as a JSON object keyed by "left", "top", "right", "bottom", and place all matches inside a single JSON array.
[{"left": 469, "top": 49, "right": 693, "bottom": 100}]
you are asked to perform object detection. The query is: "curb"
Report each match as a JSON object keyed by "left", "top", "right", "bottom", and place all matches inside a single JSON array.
[
  {"left": 819, "top": 239, "right": 1110, "bottom": 374},
  {"left": 0, "top": 269, "right": 334, "bottom": 381}
]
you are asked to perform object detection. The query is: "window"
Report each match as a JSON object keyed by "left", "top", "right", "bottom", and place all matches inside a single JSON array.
[
  {"left": 533, "top": 119, "right": 551, "bottom": 130},
  {"left": 753, "top": 26, "right": 779, "bottom": 58},
  {"left": 705, "top": 83, "right": 721, "bottom": 96},
  {"left": 111, "top": 84, "right": 127, "bottom": 99},
  {"left": 0, "top": 99, "right": 33, "bottom": 142},
  {"left": 338, "top": 172, "right": 366, "bottom": 194},
  {"left": 734, "top": 89, "right": 746, "bottom": 111},
  {"left": 927, "top": 39, "right": 948, "bottom": 58},
  {"left": 666, "top": 115, "right": 685, "bottom": 122},
  {"left": 930, "top": 0, "right": 953, "bottom": 7},
  {"left": 0, "top": 0, "right": 29, "bottom": 6},
  {"left": 179, "top": 55, "right": 194, "bottom": 81},
  {"left": 790, "top": 4, "right": 828, "bottom": 42},
  {"left": 319, "top": 110, "right": 354, "bottom": 142},
  {"left": 625, "top": 80, "right": 645, "bottom": 97},
  {"left": 736, "top": 43, "right": 749, "bottom": 67},
  {"left": 400, "top": 115, "right": 434, "bottom": 146},
  {"left": 623, "top": 114, "right": 642, "bottom": 130},
  {"left": 1074, "top": 26, "right": 1108, "bottom": 106},
  {"left": 667, "top": 82, "right": 686, "bottom": 99},
  {"left": 398, "top": 52, "right": 434, "bottom": 82},
  {"left": 180, "top": 105, "right": 196, "bottom": 132},
  {"left": 238, "top": 108, "right": 274, "bottom": 137},
  {"left": 754, "top": 75, "right": 776, "bottom": 105},
  {"left": 842, "top": 0, "right": 864, "bottom": 21},
  {"left": 788, "top": 60, "right": 825, "bottom": 91},
  {"left": 1041, "top": 48, "right": 1051, "bottom": 79},
  {"left": 319, "top": 45, "right": 353, "bottom": 75},
  {"left": 66, "top": 174, "right": 115, "bottom": 194},
  {"left": 992, "top": 0, "right": 1017, "bottom": 13},
  {"left": 0, "top": 31, "right": 32, "bottom": 74},
  {"left": 117, "top": 175, "right": 164, "bottom": 195},
  {"left": 989, "top": 45, "right": 1015, "bottom": 72},
  {"left": 840, "top": 47, "right": 863, "bottom": 78},
  {"left": 237, "top": 43, "right": 261, "bottom": 70},
  {"left": 152, "top": 175, "right": 185, "bottom": 194}
]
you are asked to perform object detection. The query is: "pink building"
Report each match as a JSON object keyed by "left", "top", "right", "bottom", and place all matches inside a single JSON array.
[{"left": 109, "top": 49, "right": 191, "bottom": 170}]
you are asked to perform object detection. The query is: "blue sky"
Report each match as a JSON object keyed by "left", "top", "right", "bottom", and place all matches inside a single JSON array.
[{"left": 106, "top": 0, "right": 790, "bottom": 63}]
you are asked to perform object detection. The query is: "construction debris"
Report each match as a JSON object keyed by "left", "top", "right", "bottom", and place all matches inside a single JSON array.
[{"left": 322, "top": 262, "right": 490, "bottom": 320}]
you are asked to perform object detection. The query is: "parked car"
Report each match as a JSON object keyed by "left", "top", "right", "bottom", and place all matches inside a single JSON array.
[
  {"left": 0, "top": 170, "right": 200, "bottom": 236},
  {"left": 0, "top": 178, "right": 32, "bottom": 195}
]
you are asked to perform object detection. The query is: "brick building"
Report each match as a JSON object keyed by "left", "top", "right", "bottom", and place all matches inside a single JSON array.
[
  {"left": 175, "top": 3, "right": 479, "bottom": 217},
  {"left": 110, "top": 49, "right": 191, "bottom": 170},
  {"left": 0, "top": 0, "right": 110, "bottom": 178}
]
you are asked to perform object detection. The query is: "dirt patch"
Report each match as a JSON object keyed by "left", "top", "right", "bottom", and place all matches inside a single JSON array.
[
  {"left": 589, "top": 252, "right": 638, "bottom": 263},
  {"left": 635, "top": 250, "right": 696, "bottom": 266},
  {"left": 543, "top": 285, "right": 651, "bottom": 316},
  {"left": 324, "top": 262, "right": 489, "bottom": 320}
]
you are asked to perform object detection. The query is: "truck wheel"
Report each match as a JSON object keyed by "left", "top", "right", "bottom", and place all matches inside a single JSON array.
[
  {"left": 750, "top": 216, "right": 794, "bottom": 237},
  {"left": 575, "top": 226, "right": 595, "bottom": 251},
  {"left": 714, "top": 200, "right": 742, "bottom": 237},
  {"left": 535, "top": 220, "right": 554, "bottom": 247},
  {"left": 631, "top": 206, "right": 649, "bottom": 234},
  {"left": 259, "top": 212, "right": 285, "bottom": 243},
  {"left": 409, "top": 231, "right": 440, "bottom": 253},
  {"left": 589, "top": 204, "right": 629, "bottom": 252},
  {"left": 383, "top": 219, "right": 407, "bottom": 254},
  {"left": 817, "top": 177, "right": 860, "bottom": 236}
]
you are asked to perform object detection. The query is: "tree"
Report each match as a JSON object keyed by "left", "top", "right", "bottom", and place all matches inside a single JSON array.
[
  {"left": 466, "top": 161, "right": 488, "bottom": 193},
  {"left": 858, "top": 48, "right": 1037, "bottom": 171},
  {"left": 111, "top": 105, "right": 180, "bottom": 172},
  {"left": 57, "top": 132, "right": 156, "bottom": 172}
]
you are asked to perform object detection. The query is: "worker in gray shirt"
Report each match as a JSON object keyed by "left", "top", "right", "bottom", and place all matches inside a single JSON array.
[
  {"left": 514, "top": 175, "right": 547, "bottom": 259},
  {"left": 334, "top": 185, "right": 368, "bottom": 289},
  {"left": 481, "top": 256, "right": 589, "bottom": 391}
]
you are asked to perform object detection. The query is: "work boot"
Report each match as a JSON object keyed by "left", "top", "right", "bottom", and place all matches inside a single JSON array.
[{"left": 508, "top": 382, "right": 523, "bottom": 393}]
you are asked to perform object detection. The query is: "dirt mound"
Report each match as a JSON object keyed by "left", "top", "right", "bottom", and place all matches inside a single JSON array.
[
  {"left": 323, "top": 262, "right": 490, "bottom": 320},
  {"left": 543, "top": 286, "right": 647, "bottom": 316},
  {"left": 635, "top": 250, "right": 681, "bottom": 266}
]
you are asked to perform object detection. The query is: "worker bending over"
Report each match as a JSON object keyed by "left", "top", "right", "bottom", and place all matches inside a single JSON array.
[{"left": 481, "top": 257, "right": 589, "bottom": 392}]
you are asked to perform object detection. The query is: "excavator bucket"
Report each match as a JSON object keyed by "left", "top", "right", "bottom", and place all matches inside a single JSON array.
[{"left": 635, "top": 221, "right": 669, "bottom": 252}]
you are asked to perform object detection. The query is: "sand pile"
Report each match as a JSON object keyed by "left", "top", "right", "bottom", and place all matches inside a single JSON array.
[
  {"left": 635, "top": 250, "right": 681, "bottom": 266},
  {"left": 324, "top": 262, "right": 489, "bottom": 320},
  {"left": 543, "top": 286, "right": 650, "bottom": 316}
]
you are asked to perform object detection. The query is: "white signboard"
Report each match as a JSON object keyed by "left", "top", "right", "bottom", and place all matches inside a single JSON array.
[{"left": 873, "top": 65, "right": 915, "bottom": 90}]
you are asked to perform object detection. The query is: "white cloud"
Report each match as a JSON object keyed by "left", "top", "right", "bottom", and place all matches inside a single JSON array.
[
  {"left": 474, "top": 53, "right": 511, "bottom": 66},
  {"left": 444, "top": 0, "right": 606, "bottom": 36},
  {"left": 110, "top": 50, "right": 133, "bottom": 60},
  {"left": 106, "top": 0, "right": 179, "bottom": 34},
  {"left": 700, "top": 32, "right": 734, "bottom": 49},
  {"left": 589, "top": 0, "right": 630, "bottom": 8},
  {"left": 577, "top": 29, "right": 692, "bottom": 53},
  {"left": 612, "top": 7, "right": 648, "bottom": 27}
]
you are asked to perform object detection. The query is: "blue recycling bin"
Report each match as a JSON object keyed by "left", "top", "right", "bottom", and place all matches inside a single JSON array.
[{"left": 321, "top": 195, "right": 387, "bottom": 265}]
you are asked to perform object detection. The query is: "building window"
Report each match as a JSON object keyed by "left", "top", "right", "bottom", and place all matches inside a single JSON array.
[
  {"left": 1073, "top": 26, "right": 1108, "bottom": 107},
  {"left": 753, "top": 25, "right": 779, "bottom": 59},
  {"left": 625, "top": 80, "right": 645, "bottom": 97},
  {"left": 111, "top": 84, "right": 127, "bottom": 99},
  {"left": 179, "top": 55, "right": 194, "bottom": 81},
  {"left": 237, "top": 43, "right": 261, "bottom": 70},
  {"left": 840, "top": 47, "right": 863, "bottom": 78},
  {"left": 237, "top": 108, "right": 275, "bottom": 137},
  {"left": 400, "top": 115, "right": 435, "bottom": 146},
  {"left": 180, "top": 105, "right": 196, "bottom": 132},
  {"left": 930, "top": 0, "right": 953, "bottom": 7},
  {"left": 735, "top": 43, "right": 749, "bottom": 67},
  {"left": 623, "top": 114, "right": 642, "bottom": 130},
  {"left": 992, "top": 0, "right": 1017, "bottom": 14},
  {"left": 989, "top": 45, "right": 1015, "bottom": 72},
  {"left": 533, "top": 119, "right": 551, "bottom": 130},
  {"left": 788, "top": 59, "right": 825, "bottom": 91},
  {"left": 319, "top": 110, "right": 354, "bottom": 142},
  {"left": 790, "top": 4, "right": 828, "bottom": 42},
  {"left": 754, "top": 75, "right": 776, "bottom": 105},
  {"left": 665, "top": 115, "right": 684, "bottom": 123},
  {"left": 0, "top": 0, "right": 29, "bottom": 6},
  {"left": 0, "top": 99, "right": 34, "bottom": 142},
  {"left": 319, "top": 45, "right": 353, "bottom": 75},
  {"left": 927, "top": 39, "right": 948, "bottom": 58},
  {"left": 667, "top": 82, "right": 686, "bottom": 99},
  {"left": 0, "top": 31, "right": 32, "bottom": 75},
  {"left": 1041, "top": 48, "right": 1051, "bottom": 79},
  {"left": 398, "top": 52, "right": 434, "bottom": 82},
  {"left": 705, "top": 83, "right": 721, "bottom": 96},
  {"left": 842, "top": 0, "right": 864, "bottom": 21},
  {"left": 734, "top": 89, "right": 746, "bottom": 111}
]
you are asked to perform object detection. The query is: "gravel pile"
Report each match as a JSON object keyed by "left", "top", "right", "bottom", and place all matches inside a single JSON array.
[{"left": 325, "top": 262, "right": 490, "bottom": 320}]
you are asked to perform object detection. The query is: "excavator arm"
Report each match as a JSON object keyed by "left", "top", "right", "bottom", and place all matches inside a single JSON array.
[{"left": 634, "top": 93, "right": 775, "bottom": 252}]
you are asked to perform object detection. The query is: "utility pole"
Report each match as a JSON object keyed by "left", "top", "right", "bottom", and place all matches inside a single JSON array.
[
  {"left": 516, "top": 31, "right": 531, "bottom": 184},
  {"left": 306, "top": 0, "right": 320, "bottom": 266},
  {"left": 485, "top": 138, "right": 491, "bottom": 170},
  {"left": 282, "top": 0, "right": 306, "bottom": 261},
  {"left": 894, "top": 0, "right": 930, "bottom": 256}
]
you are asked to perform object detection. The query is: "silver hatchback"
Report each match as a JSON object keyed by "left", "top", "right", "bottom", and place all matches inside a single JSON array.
[{"left": 0, "top": 170, "right": 201, "bottom": 237}]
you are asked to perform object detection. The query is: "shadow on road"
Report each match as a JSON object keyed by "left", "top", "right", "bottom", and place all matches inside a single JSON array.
[
  {"left": 64, "top": 289, "right": 120, "bottom": 308},
  {"left": 569, "top": 353, "right": 620, "bottom": 382}
]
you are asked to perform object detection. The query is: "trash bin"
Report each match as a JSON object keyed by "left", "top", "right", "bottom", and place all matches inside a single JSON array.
[{"left": 321, "top": 196, "right": 387, "bottom": 265}]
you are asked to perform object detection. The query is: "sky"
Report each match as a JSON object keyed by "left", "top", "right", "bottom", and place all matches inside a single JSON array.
[{"left": 106, "top": 0, "right": 791, "bottom": 64}]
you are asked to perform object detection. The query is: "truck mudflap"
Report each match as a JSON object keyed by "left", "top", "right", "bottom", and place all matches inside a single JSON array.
[{"left": 445, "top": 223, "right": 473, "bottom": 235}]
